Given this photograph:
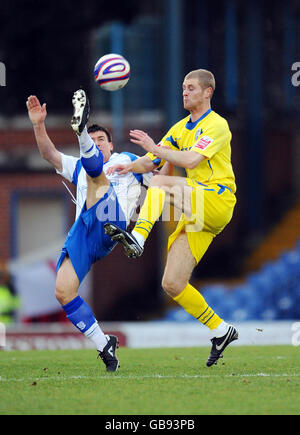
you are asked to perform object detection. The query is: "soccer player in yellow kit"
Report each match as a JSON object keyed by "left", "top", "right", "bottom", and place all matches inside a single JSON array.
[{"left": 105, "top": 69, "right": 238, "bottom": 366}]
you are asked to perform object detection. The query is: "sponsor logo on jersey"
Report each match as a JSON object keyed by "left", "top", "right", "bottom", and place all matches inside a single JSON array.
[{"left": 195, "top": 135, "right": 213, "bottom": 150}]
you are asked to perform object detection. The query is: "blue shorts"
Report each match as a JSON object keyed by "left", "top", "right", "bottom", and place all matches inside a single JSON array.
[{"left": 57, "top": 185, "right": 127, "bottom": 283}]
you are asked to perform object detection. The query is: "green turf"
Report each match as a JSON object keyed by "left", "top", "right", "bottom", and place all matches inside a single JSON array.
[{"left": 0, "top": 345, "right": 299, "bottom": 415}]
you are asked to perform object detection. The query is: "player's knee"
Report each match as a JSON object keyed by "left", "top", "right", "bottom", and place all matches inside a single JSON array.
[
  {"left": 55, "top": 284, "right": 75, "bottom": 306},
  {"left": 55, "top": 285, "right": 66, "bottom": 305},
  {"left": 162, "top": 276, "right": 181, "bottom": 298},
  {"left": 81, "top": 149, "right": 104, "bottom": 178}
]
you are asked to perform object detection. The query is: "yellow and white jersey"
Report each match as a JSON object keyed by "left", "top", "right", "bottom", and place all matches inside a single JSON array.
[{"left": 147, "top": 108, "right": 236, "bottom": 194}]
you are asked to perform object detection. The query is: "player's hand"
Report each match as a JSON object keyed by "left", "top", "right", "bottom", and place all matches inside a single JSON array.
[
  {"left": 26, "top": 95, "right": 47, "bottom": 125},
  {"left": 130, "top": 130, "right": 157, "bottom": 154},
  {"left": 159, "top": 161, "right": 174, "bottom": 176},
  {"left": 106, "top": 163, "right": 131, "bottom": 175}
]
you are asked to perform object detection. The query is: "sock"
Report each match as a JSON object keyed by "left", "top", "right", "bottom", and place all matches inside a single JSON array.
[
  {"left": 77, "top": 126, "right": 94, "bottom": 153},
  {"left": 173, "top": 283, "right": 223, "bottom": 330},
  {"left": 80, "top": 145, "right": 104, "bottom": 178},
  {"left": 133, "top": 186, "right": 166, "bottom": 243},
  {"left": 78, "top": 127, "right": 104, "bottom": 178},
  {"left": 211, "top": 320, "right": 229, "bottom": 338},
  {"left": 131, "top": 230, "right": 145, "bottom": 248},
  {"left": 62, "top": 296, "right": 108, "bottom": 351},
  {"left": 84, "top": 324, "right": 108, "bottom": 351}
]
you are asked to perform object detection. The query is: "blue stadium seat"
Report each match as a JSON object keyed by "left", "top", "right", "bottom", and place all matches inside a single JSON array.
[
  {"left": 163, "top": 307, "right": 196, "bottom": 322},
  {"left": 161, "top": 243, "right": 300, "bottom": 322},
  {"left": 260, "top": 307, "right": 278, "bottom": 321},
  {"left": 201, "top": 285, "right": 228, "bottom": 313}
]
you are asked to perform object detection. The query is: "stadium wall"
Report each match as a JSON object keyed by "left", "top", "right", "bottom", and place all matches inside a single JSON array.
[{"left": 1, "top": 321, "right": 298, "bottom": 351}]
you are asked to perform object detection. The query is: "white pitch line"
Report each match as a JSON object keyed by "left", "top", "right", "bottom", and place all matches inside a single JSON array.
[{"left": 1, "top": 373, "right": 299, "bottom": 383}]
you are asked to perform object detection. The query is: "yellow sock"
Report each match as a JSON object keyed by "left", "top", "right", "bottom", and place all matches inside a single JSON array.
[
  {"left": 133, "top": 187, "right": 166, "bottom": 242},
  {"left": 173, "top": 283, "right": 222, "bottom": 330}
]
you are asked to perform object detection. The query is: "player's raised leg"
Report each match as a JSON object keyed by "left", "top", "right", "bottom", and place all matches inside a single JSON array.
[
  {"left": 71, "top": 90, "right": 103, "bottom": 179},
  {"left": 104, "top": 181, "right": 166, "bottom": 258},
  {"left": 55, "top": 257, "right": 119, "bottom": 372},
  {"left": 71, "top": 89, "right": 90, "bottom": 136},
  {"left": 104, "top": 174, "right": 191, "bottom": 258},
  {"left": 71, "top": 89, "right": 110, "bottom": 209}
]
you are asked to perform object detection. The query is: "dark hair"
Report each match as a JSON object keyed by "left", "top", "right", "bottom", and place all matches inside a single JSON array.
[{"left": 87, "top": 124, "right": 112, "bottom": 142}]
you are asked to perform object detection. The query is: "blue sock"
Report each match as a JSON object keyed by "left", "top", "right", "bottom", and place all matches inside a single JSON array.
[
  {"left": 62, "top": 296, "right": 96, "bottom": 333},
  {"left": 81, "top": 143, "right": 104, "bottom": 178}
]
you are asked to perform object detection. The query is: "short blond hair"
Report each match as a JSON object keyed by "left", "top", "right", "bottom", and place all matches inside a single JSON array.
[{"left": 185, "top": 69, "right": 215, "bottom": 95}]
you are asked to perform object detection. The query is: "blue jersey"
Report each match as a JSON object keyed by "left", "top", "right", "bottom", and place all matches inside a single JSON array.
[
  {"left": 56, "top": 151, "right": 152, "bottom": 283},
  {"left": 57, "top": 151, "right": 152, "bottom": 224}
]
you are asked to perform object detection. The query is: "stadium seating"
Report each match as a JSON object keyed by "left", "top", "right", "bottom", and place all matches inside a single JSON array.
[{"left": 163, "top": 240, "right": 300, "bottom": 322}]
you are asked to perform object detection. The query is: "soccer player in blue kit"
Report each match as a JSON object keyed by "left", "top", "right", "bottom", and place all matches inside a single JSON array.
[{"left": 26, "top": 90, "right": 153, "bottom": 371}]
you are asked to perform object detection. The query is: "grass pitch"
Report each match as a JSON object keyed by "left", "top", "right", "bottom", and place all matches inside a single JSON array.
[{"left": 0, "top": 345, "right": 299, "bottom": 415}]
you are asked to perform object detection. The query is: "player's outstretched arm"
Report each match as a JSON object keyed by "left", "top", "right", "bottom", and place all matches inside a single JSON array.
[
  {"left": 106, "top": 155, "right": 156, "bottom": 175},
  {"left": 26, "top": 95, "right": 62, "bottom": 172},
  {"left": 159, "top": 161, "right": 174, "bottom": 176},
  {"left": 130, "top": 129, "right": 205, "bottom": 169}
]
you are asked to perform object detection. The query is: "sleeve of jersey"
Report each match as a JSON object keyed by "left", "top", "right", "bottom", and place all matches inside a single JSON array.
[
  {"left": 145, "top": 149, "right": 165, "bottom": 169},
  {"left": 191, "top": 123, "right": 231, "bottom": 160},
  {"left": 55, "top": 152, "right": 80, "bottom": 184}
]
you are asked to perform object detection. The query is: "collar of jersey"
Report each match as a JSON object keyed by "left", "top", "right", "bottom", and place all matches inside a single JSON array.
[
  {"left": 185, "top": 108, "right": 212, "bottom": 130},
  {"left": 104, "top": 153, "right": 119, "bottom": 164}
]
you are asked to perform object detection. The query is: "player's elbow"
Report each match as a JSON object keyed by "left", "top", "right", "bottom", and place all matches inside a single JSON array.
[
  {"left": 40, "top": 149, "right": 61, "bottom": 171},
  {"left": 40, "top": 149, "right": 51, "bottom": 162},
  {"left": 185, "top": 157, "right": 199, "bottom": 170},
  {"left": 132, "top": 157, "right": 154, "bottom": 174},
  {"left": 185, "top": 161, "right": 197, "bottom": 170},
  {"left": 39, "top": 146, "right": 54, "bottom": 162},
  {"left": 143, "top": 158, "right": 156, "bottom": 173},
  {"left": 185, "top": 152, "right": 205, "bottom": 169}
]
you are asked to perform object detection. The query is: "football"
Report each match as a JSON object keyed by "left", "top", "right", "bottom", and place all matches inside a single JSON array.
[{"left": 94, "top": 53, "right": 130, "bottom": 91}]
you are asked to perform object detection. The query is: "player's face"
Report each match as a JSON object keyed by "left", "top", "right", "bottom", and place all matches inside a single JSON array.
[
  {"left": 89, "top": 131, "right": 113, "bottom": 163},
  {"left": 182, "top": 78, "right": 207, "bottom": 111}
]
